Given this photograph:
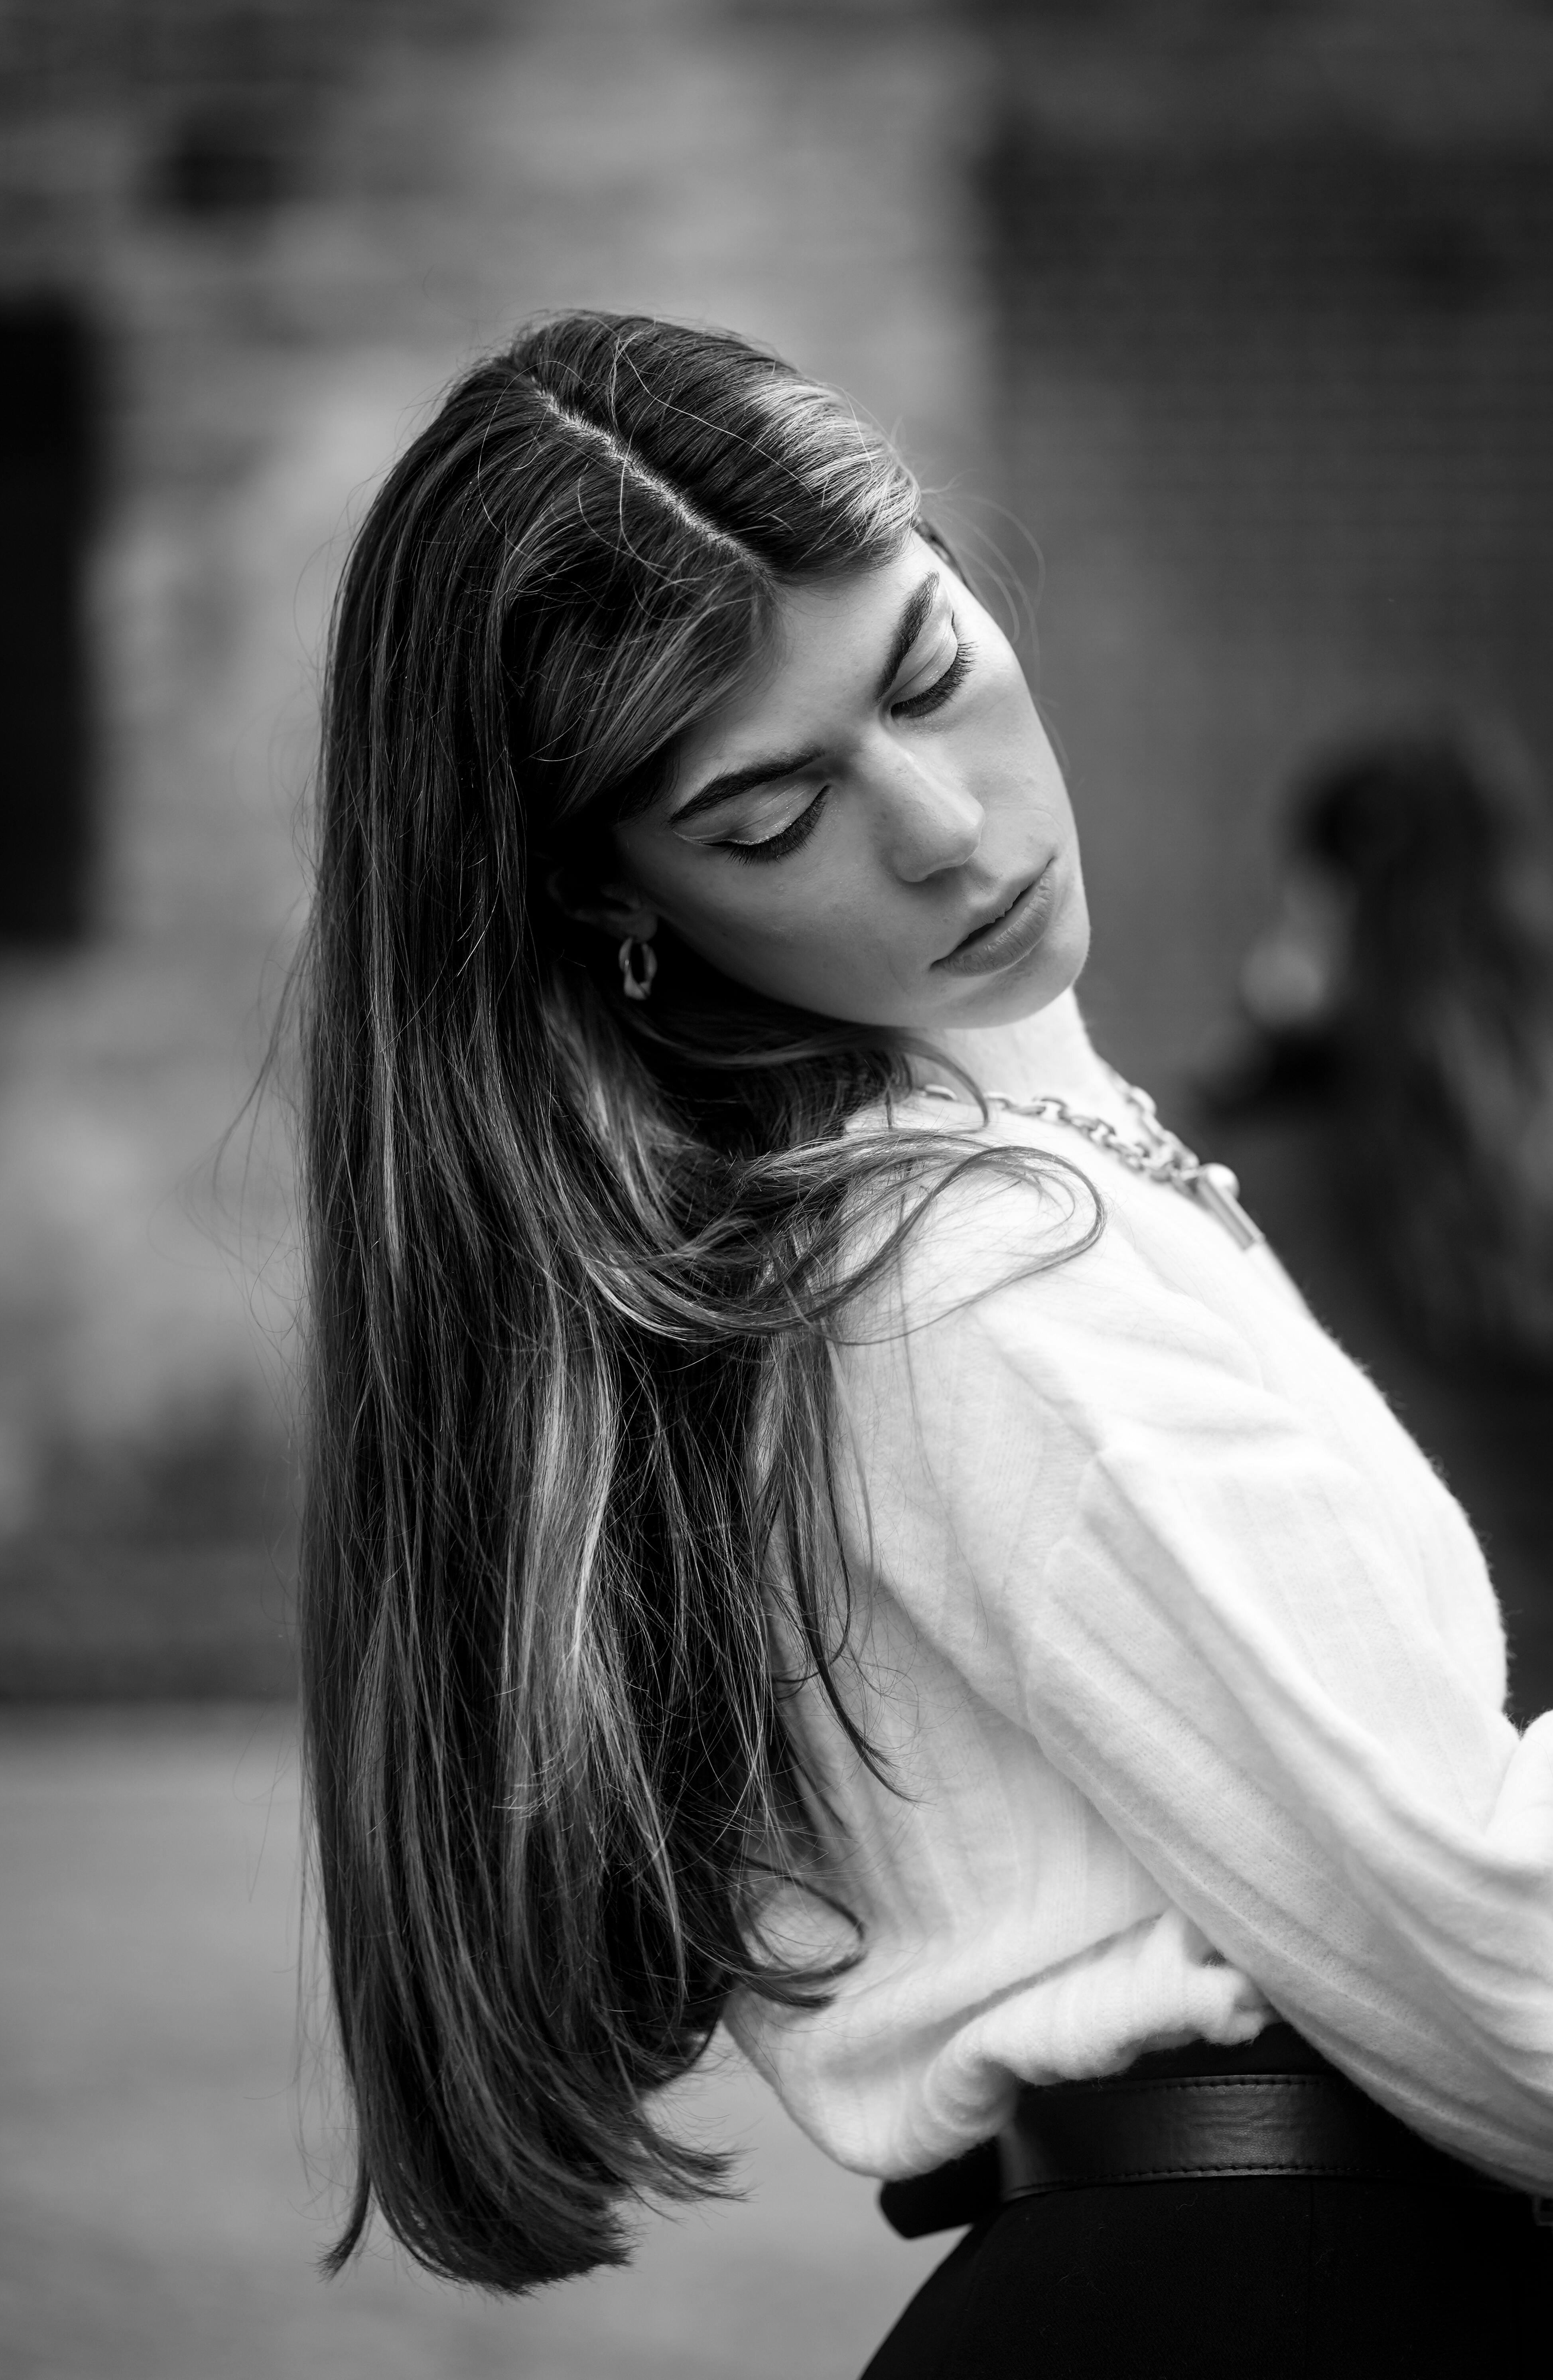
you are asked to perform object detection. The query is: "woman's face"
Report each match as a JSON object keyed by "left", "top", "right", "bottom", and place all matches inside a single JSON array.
[{"left": 610, "top": 535, "right": 1090, "bottom": 1031}]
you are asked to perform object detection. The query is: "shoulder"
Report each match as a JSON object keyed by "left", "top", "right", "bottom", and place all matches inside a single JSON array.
[{"left": 834, "top": 1093, "right": 1265, "bottom": 1427}]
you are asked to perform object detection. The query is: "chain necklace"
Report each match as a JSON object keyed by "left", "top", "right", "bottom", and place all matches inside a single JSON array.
[{"left": 919, "top": 1073, "right": 1265, "bottom": 1252}]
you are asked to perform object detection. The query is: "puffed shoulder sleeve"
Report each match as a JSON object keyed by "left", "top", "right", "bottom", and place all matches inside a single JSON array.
[{"left": 831, "top": 1175, "right": 1553, "bottom": 2191}]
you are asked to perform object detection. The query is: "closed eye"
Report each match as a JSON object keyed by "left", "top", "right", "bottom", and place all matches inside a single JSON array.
[
  {"left": 717, "top": 786, "right": 829, "bottom": 865},
  {"left": 891, "top": 631, "right": 974, "bottom": 722}
]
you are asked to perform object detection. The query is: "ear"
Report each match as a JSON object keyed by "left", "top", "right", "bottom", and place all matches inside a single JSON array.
[{"left": 545, "top": 868, "right": 659, "bottom": 943}]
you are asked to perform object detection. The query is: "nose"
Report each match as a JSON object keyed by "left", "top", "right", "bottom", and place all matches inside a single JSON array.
[{"left": 875, "top": 749, "right": 985, "bottom": 883}]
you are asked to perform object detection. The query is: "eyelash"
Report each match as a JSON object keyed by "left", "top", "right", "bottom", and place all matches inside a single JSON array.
[
  {"left": 891, "top": 635, "right": 975, "bottom": 720},
  {"left": 723, "top": 789, "right": 829, "bottom": 866},
  {"left": 717, "top": 632, "right": 976, "bottom": 863}
]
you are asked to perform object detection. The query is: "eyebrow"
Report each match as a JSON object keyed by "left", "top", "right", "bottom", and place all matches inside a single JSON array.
[{"left": 667, "top": 571, "right": 942, "bottom": 829}]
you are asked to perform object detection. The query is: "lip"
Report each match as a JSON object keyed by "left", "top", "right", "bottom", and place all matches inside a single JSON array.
[{"left": 932, "top": 864, "right": 1057, "bottom": 976}]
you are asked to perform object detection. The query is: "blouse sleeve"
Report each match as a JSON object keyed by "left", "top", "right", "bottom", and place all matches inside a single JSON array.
[{"left": 834, "top": 1180, "right": 1553, "bottom": 2192}]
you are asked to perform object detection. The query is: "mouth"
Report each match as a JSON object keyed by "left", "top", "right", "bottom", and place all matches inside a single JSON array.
[{"left": 932, "top": 864, "right": 1057, "bottom": 977}]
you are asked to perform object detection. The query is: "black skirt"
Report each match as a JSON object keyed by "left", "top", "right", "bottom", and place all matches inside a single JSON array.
[{"left": 861, "top": 2036, "right": 1552, "bottom": 2380}]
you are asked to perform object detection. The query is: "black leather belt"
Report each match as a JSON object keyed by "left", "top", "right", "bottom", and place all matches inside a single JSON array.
[{"left": 879, "top": 2026, "right": 1517, "bottom": 2241}]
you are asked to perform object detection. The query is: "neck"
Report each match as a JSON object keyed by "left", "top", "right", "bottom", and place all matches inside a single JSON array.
[{"left": 919, "top": 989, "right": 1124, "bottom": 1114}]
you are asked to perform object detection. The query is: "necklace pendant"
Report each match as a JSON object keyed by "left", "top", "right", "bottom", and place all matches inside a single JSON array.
[{"left": 1191, "top": 1162, "right": 1265, "bottom": 1252}]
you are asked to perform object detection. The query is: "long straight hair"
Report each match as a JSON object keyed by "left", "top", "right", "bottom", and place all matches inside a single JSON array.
[{"left": 297, "top": 312, "right": 1092, "bottom": 2294}]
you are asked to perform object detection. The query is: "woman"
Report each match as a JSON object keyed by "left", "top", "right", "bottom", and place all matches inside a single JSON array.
[
  {"left": 1225, "top": 729, "right": 1553, "bottom": 1371},
  {"left": 296, "top": 312, "right": 1553, "bottom": 2376}
]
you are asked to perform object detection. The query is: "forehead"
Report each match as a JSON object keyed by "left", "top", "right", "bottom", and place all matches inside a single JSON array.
[{"left": 666, "top": 540, "right": 939, "bottom": 790}]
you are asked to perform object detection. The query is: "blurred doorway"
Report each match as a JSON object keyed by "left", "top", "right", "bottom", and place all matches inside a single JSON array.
[{"left": 0, "top": 296, "right": 95, "bottom": 944}]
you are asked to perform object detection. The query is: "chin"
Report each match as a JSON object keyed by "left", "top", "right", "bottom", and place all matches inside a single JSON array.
[{"left": 955, "top": 927, "right": 1091, "bottom": 1029}]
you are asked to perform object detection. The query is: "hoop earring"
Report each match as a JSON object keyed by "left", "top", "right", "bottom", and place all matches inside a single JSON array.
[{"left": 618, "top": 936, "right": 658, "bottom": 1002}]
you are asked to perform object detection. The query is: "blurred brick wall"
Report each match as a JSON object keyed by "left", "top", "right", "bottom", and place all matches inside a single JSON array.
[
  {"left": 23, "top": 0, "right": 1546, "bottom": 1694},
  {"left": 982, "top": 0, "right": 1553, "bottom": 1101},
  {"left": 0, "top": 0, "right": 992, "bottom": 1691}
]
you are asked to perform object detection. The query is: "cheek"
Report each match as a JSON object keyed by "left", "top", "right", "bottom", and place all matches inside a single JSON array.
[
  {"left": 981, "top": 665, "right": 1060, "bottom": 791},
  {"left": 681, "top": 866, "right": 880, "bottom": 968},
  {"left": 625, "top": 833, "right": 903, "bottom": 1005}
]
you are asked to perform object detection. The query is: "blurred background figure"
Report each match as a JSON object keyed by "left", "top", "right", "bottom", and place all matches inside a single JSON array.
[
  {"left": 1203, "top": 728, "right": 1553, "bottom": 1721},
  {"left": 1224, "top": 729, "right": 1553, "bottom": 1373}
]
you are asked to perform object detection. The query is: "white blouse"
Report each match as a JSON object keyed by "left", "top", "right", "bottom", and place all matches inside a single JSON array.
[{"left": 727, "top": 1005, "right": 1553, "bottom": 2196}]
